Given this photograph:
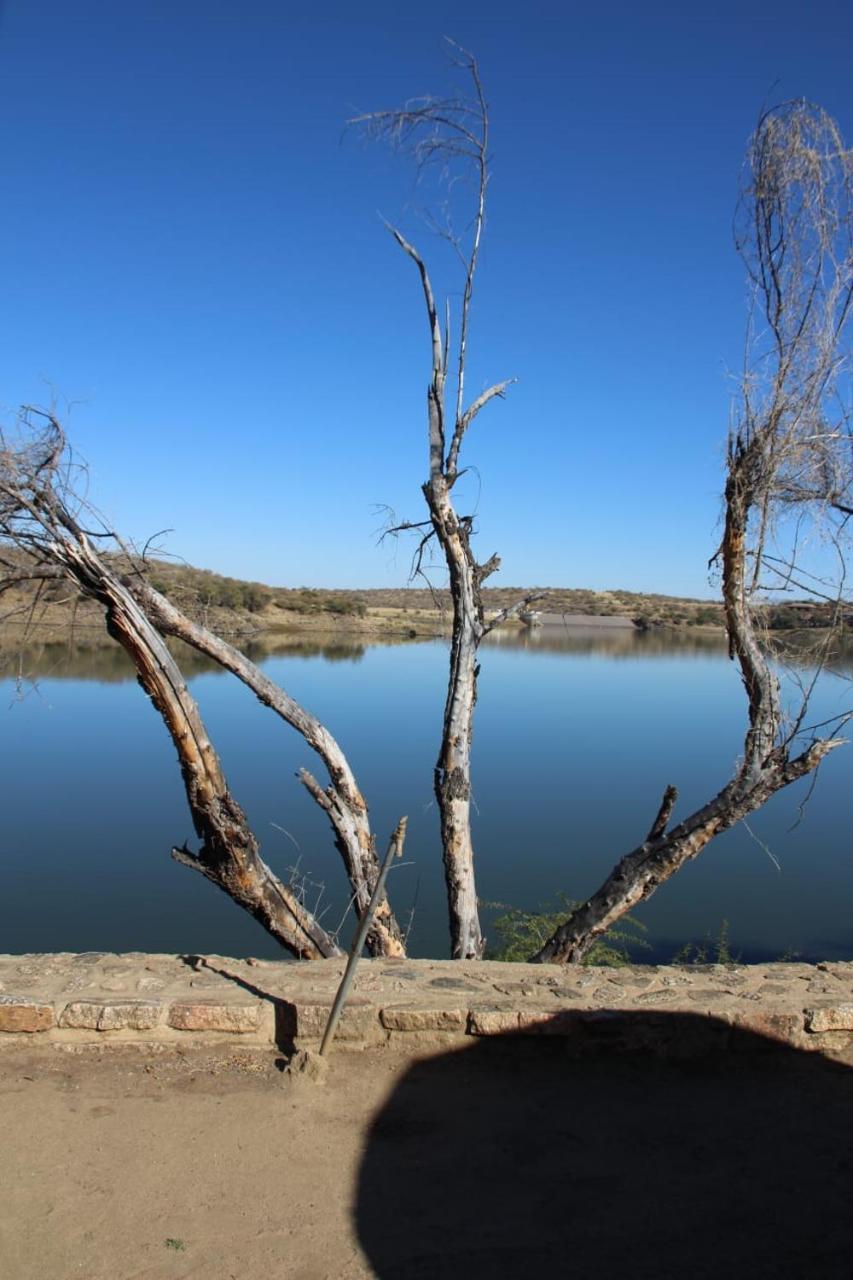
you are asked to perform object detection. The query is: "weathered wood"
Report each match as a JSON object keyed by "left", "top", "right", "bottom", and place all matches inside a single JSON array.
[
  {"left": 125, "top": 579, "right": 405, "bottom": 958},
  {"left": 534, "top": 434, "right": 845, "bottom": 964},
  {"left": 55, "top": 538, "right": 342, "bottom": 960},
  {"left": 533, "top": 739, "right": 840, "bottom": 964},
  {"left": 646, "top": 785, "right": 678, "bottom": 842},
  {"left": 368, "top": 55, "right": 538, "bottom": 958},
  {"left": 534, "top": 102, "right": 851, "bottom": 964},
  {"left": 0, "top": 424, "right": 341, "bottom": 960}
]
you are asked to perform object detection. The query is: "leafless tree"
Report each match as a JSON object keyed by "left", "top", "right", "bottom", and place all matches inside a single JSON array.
[
  {"left": 0, "top": 410, "right": 406, "bottom": 959},
  {"left": 4, "top": 81, "right": 848, "bottom": 972},
  {"left": 354, "top": 43, "right": 542, "bottom": 958},
  {"left": 535, "top": 100, "right": 851, "bottom": 963}
]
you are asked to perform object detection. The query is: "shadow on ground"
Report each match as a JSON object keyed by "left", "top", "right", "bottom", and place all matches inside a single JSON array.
[{"left": 355, "top": 1013, "right": 853, "bottom": 1279}]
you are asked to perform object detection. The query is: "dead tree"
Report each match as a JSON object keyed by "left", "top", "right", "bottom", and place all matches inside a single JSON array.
[
  {"left": 0, "top": 411, "right": 405, "bottom": 959},
  {"left": 122, "top": 576, "right": 405, "bottom": 957},
  {"left": 355, "top": 44, "right": 541, "bottom": 958},
  {"left": 535, "top": 100, "right": 851, "bottom": 963}
]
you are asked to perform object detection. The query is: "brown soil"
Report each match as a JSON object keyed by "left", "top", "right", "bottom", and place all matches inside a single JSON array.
[{"left": 2, "top": 1036, "right": 852, "bottom": 1280}]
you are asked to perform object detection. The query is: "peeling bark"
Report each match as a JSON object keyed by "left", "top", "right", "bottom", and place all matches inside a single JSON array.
[
  {"left": 124, "top": 579, "right": 404, "bottom": 957},
  {"left": 423, "top": 469, "right": 487, "bottom": 957},
  {"left": 1, "top": 413, "right": 403, "bottom": 960},
  {"left": 533, "top": 739, "right": 840, "bottom": 964},
  {"left": 534, "top": 103, "right": 850, "bottom": 964},
  {"left": 367, "top": 62, "right": 542, "bottom": 958},
  {"left": 54, "top": 537, "right": 341, "bottom": 960},
  {"left": 533, "top": 432, "right": 845, "bottom": 965}
]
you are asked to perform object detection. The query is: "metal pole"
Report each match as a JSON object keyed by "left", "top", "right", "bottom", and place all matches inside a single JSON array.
[{"left": 319, "top": 816, "right": 407, "bottom": 1056}]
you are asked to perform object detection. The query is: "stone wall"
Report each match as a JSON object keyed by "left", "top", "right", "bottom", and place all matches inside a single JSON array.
[{"left": 2, "top": 953, "right": 853, "bottom": 1059}]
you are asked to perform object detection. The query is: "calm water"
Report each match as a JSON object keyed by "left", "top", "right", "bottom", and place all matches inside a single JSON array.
[{"left": 2, "top": 627, "right": 851, "bottom": 962}]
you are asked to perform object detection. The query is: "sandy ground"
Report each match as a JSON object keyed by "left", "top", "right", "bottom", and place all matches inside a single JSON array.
[
  {"left": 0, "top": 1045, "right": 382, "bottom": 1280},
  {"left": 2, "top": 1037, "right": 853, "bottom": 1280}
]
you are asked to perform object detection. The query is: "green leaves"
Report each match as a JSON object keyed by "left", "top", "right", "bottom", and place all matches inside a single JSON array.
[{"left": 484, "top": 894, "right": 649, "bottom": 965}]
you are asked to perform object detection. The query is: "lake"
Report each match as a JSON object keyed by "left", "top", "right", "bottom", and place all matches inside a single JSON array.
[{"left": 2, "top": 626, "right": 851, "bottom": 963}]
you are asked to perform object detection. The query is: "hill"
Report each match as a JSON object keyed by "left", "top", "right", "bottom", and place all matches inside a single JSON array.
[{"left": 1, "top": 551, "right": 846, "bottom": 644}]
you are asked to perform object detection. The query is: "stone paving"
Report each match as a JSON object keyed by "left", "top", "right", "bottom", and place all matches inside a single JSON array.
[{"left": 2, "top": 953, "right": 853, "bottom": 1058}]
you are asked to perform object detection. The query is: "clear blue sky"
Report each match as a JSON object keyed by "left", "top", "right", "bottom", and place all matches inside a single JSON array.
[{"left": 1, "top": 1, "right": 850, "bottom": 596}]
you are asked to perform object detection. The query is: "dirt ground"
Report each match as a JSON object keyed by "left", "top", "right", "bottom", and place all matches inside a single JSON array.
[{"left": 2, "top": 1035, "right": 853, "bottom": 1280}]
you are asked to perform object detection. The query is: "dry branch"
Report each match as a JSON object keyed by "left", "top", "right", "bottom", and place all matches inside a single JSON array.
[
  {"left": 122, "top": 578, "right": 405, "bottom": 957},
  {"left": 358, "top": 46, "right": 523, "bottom": 957},
  {"left": 1, "top": 410, "right": 398, "bottom": 960},
  {"left": 534, "top": 100, "right": 851, "bottom": 964}
]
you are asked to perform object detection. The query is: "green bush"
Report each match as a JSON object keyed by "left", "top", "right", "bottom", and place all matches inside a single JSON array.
[
  {"left": 326, "top": 597, "right": 367, "bottom": 617},
  {"left": 484, "top": 893, "right": 649, "bottom": 965}
]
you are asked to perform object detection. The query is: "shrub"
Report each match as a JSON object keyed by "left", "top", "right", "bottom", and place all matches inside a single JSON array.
[{"left": 484, "top": 893, "right": 649, "bottom": 965}]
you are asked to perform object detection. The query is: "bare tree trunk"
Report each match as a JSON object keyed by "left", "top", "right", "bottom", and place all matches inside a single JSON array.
[
  {"left": 356, "top": 54, "right": 546, "bottom": 956},
  {"left": 59, "top": 537, "right": 341, "bottom": 959},
  {"left": 533, "top": 742, "right": 837, "bottom": 964},
  {"left": 434, "top": 627, "right": 481, "bottom": 959},
  {"left": 1, "top": 413, "right": 408, "bottom": 959},
  {"left": 125, "top": 577, "right": 405, "bottom": 957},
  {"left": 426, "top": 488, "right": 485, "bottom": 957},
  {"left": 533, "top": 432, "right": 844, "bottom": 965},
  {"left": 534, "top": 101, "right": 851, "bottom": 963},
  {"left": 377, "top": 211, "right": 492, "bottom": 957}
]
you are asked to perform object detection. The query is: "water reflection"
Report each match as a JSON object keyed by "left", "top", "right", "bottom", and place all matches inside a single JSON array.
[
  {"left": 6, "top": 622, "right": 850, "bottom": 682},
  {"left": 485, "top": 624, "right": 728, "bottom": 658},
  {"left": 0, "top": 629, "right": 370, "bottom": 683},
  {"left": 486, "top": 622, "right": 853, "bottom": 673},
  {"left": 3, "top": 622, "right": 851, "bottom": 962},
  {"left": 242, "top": 635, "right": 368, "bottom": 666}
]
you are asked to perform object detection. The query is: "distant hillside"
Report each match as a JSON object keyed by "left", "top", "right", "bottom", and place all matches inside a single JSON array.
[{"left": 1, "top": 550, "right": 847, "bottom": 641}]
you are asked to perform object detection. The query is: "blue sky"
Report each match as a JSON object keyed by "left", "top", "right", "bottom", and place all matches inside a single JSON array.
[{"left": 1, "top": 1, "right": 850, "bottom": 596}]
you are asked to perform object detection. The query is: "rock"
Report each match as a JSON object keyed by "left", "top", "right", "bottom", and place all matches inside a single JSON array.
[
  {"left": 804, "top": 1004, "right": 853, "bottom": 1033},
  {"left": 547, "top": 986, "right": 584, "bottom": 1000},
  {"left": 0, "top": 995, "right": 54, "bottom": 1033},
  {"left": 493, "top": 983, "right": 537, "bottom": 998},
  {"left": 98, "top": 1002, "right": 161, "bottom": 1031},
  {"left": 58, "top": 1002, "right": 100, "bottom": 1030},
  {"left": 288, "top": 998, "right": 376, "bottom": 1042},
  {"left": 518, "top": 1010, "right": 579, "bottom": 1036},
  {"left": 379, "top": 1006, "right": 465, "bottom": 1032},
  {"left": 167, "top": 1002, "right": 261, "bottom": 1033},
  {"left": 633, "top": 989, "right": 679, "bottom": 1004},
  {"left": 467, "top": 1009, "right": 519, "bottom": 1035},
  {"left": 429, "top": 977, "right": 482, "bottom": 992},
  {"left": 730, "top": 1010, "right": 803, "bottom": 1047},
  {"left": 59, "top": 1001, "right": 162, "bottom": 1031},
  {"left": 385, "top": 1029, "right": 466, "bottom": 1052}
]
